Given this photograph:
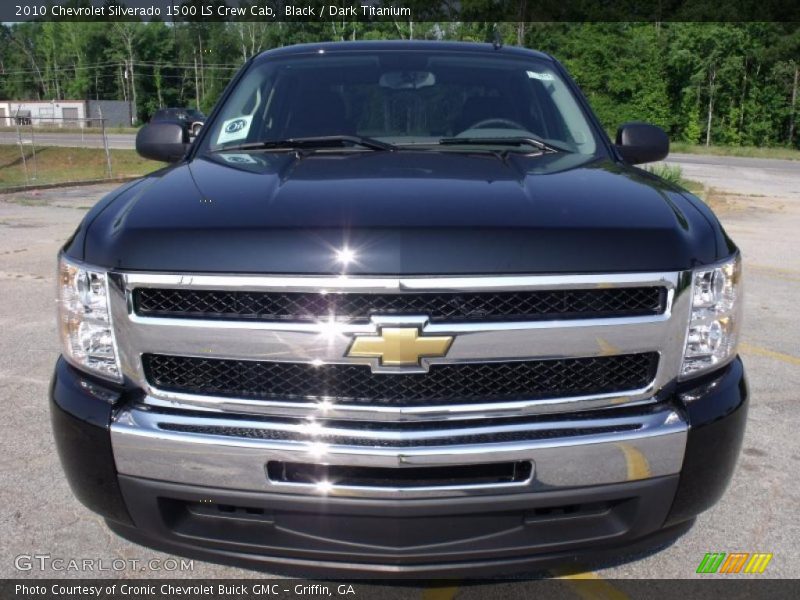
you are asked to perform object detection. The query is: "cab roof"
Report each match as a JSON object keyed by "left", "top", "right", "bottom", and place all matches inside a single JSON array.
[{"left": 254, "top": 40, "right": 554, "bottom": 63}]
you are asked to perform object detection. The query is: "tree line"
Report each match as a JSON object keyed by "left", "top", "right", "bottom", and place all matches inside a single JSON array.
[{"left": 0, "top": 19, "right": 797, "bottom": 147}]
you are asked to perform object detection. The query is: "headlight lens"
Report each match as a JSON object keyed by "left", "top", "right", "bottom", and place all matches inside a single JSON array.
[
  {"left": 681, "top": 254, "right": 743, "bottom": 378},
  {"left": 58, "top": 255, "right": 122, "bottom": 382}
]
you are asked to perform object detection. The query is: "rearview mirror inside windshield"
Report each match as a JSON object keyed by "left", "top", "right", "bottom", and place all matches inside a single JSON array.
[{"left": 379, "top": 70, "right": 436, "bottom": 90}]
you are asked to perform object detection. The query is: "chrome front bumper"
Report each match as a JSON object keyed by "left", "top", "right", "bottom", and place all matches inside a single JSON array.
[{"left": 110, "top": 404, "right": 687, "bottom": 498}]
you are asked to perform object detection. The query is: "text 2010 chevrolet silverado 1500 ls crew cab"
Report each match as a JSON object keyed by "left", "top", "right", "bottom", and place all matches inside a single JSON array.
[{"left": 51, "top": 41, "right": 747, "bottom": 576}]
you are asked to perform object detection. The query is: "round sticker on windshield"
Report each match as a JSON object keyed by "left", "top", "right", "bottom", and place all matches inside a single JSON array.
[
  {"left": 222, "top": 154, "right": 258, "bottom": 165},
  {"left": 217, "top": 115, "right": 253, "bottom": 145},
  {"left": 225, "top": 119, "right": 247, "bottom": 134}
]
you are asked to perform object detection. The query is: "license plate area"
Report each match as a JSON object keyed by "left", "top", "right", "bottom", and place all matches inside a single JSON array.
[{"left": 266, "top": 460, "right": 534, "bottom": 490}]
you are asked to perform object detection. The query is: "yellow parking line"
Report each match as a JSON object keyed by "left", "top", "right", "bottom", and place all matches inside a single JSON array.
[
  {"left": 747, "top": 264, "right": 800, "bottom": 282},
  {"left": 552, "top": 570, "right": 630, "bottom": 600},
  {"left": 422, "top": 584, "right": 459, "bottom": 600},
  {"left": 748, "top": 263, "right": 800, "bottom": 276},
  {"left": 740, "top": 342, "right": 800, "bottom": 367}
]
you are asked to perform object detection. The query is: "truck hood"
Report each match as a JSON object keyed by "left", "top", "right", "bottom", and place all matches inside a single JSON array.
[{"left": 81, "top": 150, "right": 723, "bottom": 274}]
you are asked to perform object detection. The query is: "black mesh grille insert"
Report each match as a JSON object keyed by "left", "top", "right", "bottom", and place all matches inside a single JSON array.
[
  {"left": 266, "top": 461, "right": 533, "bottom": 487},
  {"left": 159, "top": 423, "right": 639, "bottom": 447},
  {"left": 143, "top": 353, "right": 658, "bottom": 406},
  {"left": 134, "top": 287, "right": 665, "bottom": 323}
]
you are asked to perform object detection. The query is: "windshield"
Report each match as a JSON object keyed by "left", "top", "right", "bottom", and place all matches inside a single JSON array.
[{"left": 200, "top": 50, "right": 600, "bottom": 155}]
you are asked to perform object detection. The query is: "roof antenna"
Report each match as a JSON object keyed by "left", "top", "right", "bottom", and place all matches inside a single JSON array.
[{"left": 492, "top": 26, "right": 503, "bottom": 50}]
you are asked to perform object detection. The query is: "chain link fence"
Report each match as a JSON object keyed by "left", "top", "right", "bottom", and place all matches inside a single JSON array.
[
  {"left": 2, "top": 116, "right": 115, "bottom": 187},
  {"left": 0, "top": 114, "right": 154, "bottom": 190}
]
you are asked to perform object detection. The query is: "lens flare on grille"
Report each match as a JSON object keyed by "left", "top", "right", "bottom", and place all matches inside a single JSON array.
[
  {"left": 315, "top": 480, "right": 334, "bottom": 494},
  {"left": 316, "top": 317, "right": 348, "bottom": 343},
  {"left": 308, "top": 442, "right": 329, "bottom": 459}
]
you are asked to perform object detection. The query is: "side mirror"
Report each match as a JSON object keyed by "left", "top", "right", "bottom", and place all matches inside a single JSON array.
[
  {"left": 136, "top": 122, "right": 190, "bottom": 162},
  {"left": 615, "top": 122, "right": 669, "bottom": 165}
]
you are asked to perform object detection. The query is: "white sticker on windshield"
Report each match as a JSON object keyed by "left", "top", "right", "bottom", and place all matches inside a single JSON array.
[
  {"left": 527, "top": 71, "right": 555, "bottom": 81},
  {"left": 217, "top": 115, "right": 253, "bottom": 145}
]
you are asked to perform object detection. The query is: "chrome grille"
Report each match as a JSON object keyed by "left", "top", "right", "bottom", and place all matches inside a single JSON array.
[
  {"left": 143, "top": 353, "right": 658, "bottom": 406},
  {"left": 108, "top": 271, "right": 690, "bottom": 423},
  {"left": 134, "top": 286, "right": 666, "bottom": 322}
]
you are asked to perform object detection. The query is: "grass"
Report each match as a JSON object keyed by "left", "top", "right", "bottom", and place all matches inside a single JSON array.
[
  {"left": 645, "top": 163, "right": 683, "bottom": 185},
  {"left": 670, "top": 142, "right": 800, "bottom": 161},
  {"left": 645, "top": 163, "right": 704, "bottom": 194},
  {"left": 645, "top": 163, "right": 749, "bottom": 214},
  {"left": 0, "top": 145, "right": 160, "bottom": 189}
]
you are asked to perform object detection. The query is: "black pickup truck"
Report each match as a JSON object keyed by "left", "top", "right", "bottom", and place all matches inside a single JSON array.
[{"left": 52, "top": 41, "right": 747, "bottom": 577}]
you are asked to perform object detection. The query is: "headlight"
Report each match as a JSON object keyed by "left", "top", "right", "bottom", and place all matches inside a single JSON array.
[
  {"left": 680, "top": 253, "right": 743, "bottom": 378},
  {"left": 58, "top": 255, "right": 122, "bottom": 382}
]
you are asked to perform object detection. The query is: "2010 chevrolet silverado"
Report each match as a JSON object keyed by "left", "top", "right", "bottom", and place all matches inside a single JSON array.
[{"left": 51, "top": 41, "right": 747, "bottom": 576}]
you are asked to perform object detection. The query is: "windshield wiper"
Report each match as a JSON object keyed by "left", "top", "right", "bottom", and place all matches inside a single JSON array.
[
  {"left": 437, "top": 136, "right": 572, "bottom": 154},
  {"left": 212, "top": 135, "right": 397, "bottom": 153}
]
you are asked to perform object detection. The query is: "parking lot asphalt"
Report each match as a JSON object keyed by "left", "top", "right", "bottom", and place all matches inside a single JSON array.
[{"left": 0, "top": 156, "right": 798, "bottom": 589}]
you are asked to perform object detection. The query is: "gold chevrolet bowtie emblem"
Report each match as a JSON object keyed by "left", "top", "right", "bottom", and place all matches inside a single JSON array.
[{"left": 347, "top": 327, "right": 453, "bottom": 366}]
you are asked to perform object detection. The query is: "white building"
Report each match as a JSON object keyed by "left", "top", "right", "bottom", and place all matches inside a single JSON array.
[{"left": 0, "top": 100, "right": 87, "bottom": 127}]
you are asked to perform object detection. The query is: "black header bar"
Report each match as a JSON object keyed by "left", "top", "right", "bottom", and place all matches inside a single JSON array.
[
  {"left": 2, "top": 579, "right": 800, "bottom": 600},
  {"left": 4, "top": 0, "right": 800, "bottom": 23}
]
